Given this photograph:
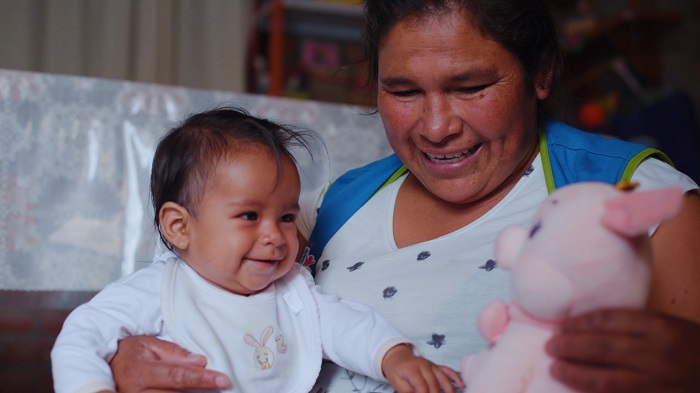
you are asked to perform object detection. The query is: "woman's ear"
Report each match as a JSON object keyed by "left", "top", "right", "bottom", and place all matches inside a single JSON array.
[
  {"left": 159, "top": 201, "right": 191, "bottom": 250},
  {"left": 534, "top": 62, "right": 554, "bottom": 100},
  {"left": 535, "top": 74, "right": 552, "bottom": 100}
]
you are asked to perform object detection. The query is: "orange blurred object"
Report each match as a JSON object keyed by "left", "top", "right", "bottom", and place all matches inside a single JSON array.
[{"left": 579, "top": 101, "right": 607, "bottom": 129}]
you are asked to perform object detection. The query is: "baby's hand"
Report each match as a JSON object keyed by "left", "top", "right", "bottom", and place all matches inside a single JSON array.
[{"left": 382, "top": 344, "right": 464, "bottom": 393}]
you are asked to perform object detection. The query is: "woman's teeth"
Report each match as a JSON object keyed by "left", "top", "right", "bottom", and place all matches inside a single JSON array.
[{"left": 427, "top": 145, "right": 479, "bottom": 163}]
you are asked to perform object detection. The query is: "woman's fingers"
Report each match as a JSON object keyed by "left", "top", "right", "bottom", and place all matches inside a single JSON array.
[
  {"left": 111, "top": 336, "right": 231, "bottom": 393},
  {"left": 141, "top": 363, "right": 230, "bottom": 392},
  {"left": 556, "top": 309, "right": 651, "bottom": 336},
  {"left": 142, "top": 337, "right": 208, "bottom": 366},
  {"left": 550, "top": 358, "right": 645, "bottom": 393},
  {"left": 547, "top": 309, "right": 700, "bottom": 393}
]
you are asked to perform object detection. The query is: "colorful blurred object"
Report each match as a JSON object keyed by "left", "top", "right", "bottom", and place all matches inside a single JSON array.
[
  {"left": 579, "top": 101, "right": 607, "bottom": 129},
  {"left": 578, "top": 91, "right": 619, "bottom": 129}
]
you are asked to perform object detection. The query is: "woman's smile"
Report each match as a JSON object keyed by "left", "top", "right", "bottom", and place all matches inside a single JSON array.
[
  {"left": 421, "top": 142, "right": 483, "bottom": 179},
  {"left": 424, "top": 143, "right": 483, "bottom": 164}
]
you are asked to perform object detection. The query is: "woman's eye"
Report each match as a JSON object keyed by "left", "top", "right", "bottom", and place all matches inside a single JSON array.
[
  {"left": 240, "top": 212, "right": 258, "bottom": 221},
  {"left": 281, "top": 214, "right": 296, "bottom": 223},
  {"left": 390, "top": 89, "right": 419, "bottom": 97},
  {"left": 457, "top": 85, "right": 487, "bottom": 94}
]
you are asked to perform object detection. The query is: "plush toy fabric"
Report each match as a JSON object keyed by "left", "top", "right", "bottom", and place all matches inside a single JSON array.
[{"left": 460, "top": 181, "right": 684, "bottom": 393}]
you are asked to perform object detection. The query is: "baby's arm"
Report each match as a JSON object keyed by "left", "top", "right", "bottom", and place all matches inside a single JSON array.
[
  {"left": 51, "top": 264, "right": 165, "bottom": 393},
  {"left": 307, "top": 267, "right": 463, "bottom": 391},
  {"left": 382, "top": 344, "right": 464, "bottom": 393}
]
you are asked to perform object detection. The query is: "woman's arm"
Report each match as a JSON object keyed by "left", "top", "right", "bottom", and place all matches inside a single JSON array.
[{"left": 648, "top": 192, "right": 700, "bottom": 322}]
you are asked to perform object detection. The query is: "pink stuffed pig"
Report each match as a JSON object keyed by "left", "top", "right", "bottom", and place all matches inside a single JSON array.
[{"left": 461, "top": 181, "right": 684, "bottom": 393}]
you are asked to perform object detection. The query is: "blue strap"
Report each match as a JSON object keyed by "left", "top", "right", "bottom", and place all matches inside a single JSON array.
[{"left": 542, "top": 120, "right": 671, "bottom": 191}]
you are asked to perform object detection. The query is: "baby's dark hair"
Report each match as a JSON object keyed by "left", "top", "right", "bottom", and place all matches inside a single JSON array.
[{"left": 150, "top": 106, "right": 313, "bottom": 249}]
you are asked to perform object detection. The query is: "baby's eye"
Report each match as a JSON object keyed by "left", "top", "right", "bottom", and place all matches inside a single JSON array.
[
  {"left": 240, "top": 212, "right": 258, "bottom": 221},
  {"left": 528, "top": 221, "right": 541, "bottom": 239},
  {"left": 281, "top": 214, "right": 296, "bottom": 223}
]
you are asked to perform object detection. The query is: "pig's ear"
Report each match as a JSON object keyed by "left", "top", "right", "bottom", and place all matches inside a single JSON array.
[{"left": 601, "top": 187, "right": 684, "bottom": 236}]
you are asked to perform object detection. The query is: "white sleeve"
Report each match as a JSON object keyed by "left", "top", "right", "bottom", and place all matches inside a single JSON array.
[
  {"left": 631, "top": 157, "right": 698, "bottom": 193},
  {"left": 303, "top": 269, "right": 410, "bottom": 382},
  {"left": 297, "top": 181, "right": 330, "bottom": 241},
  {"left": 50, "top": 263, "right": 165, "bottom": 393}
]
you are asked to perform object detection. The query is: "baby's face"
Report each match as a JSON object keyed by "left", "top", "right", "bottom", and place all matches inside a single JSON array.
[{"left": 180, "top": 147, "right": 301, "bottom": 295}]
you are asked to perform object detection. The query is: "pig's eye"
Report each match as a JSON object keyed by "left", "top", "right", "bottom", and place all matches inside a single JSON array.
[{"left": 529, "top": 221, "right": 542, "bottom": 239}]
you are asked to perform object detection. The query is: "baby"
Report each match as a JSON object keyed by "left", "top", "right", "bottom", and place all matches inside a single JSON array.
[{"left": 51, "top": 107, "right": 462, "bottom": 393}]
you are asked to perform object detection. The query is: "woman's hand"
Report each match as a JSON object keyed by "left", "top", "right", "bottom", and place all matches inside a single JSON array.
[
  {"left": 382, "top": 344, "right": 465, "bottom": 393},
  {"left": 546, "top": 309, "right": 700, "bottom": 393},
  {"left": 110, "top": 336, "right": 231, "bottom": 393}
]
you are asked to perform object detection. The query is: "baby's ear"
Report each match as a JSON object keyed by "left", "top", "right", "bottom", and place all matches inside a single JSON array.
[{"left": 159, "top": 201, "right": 191, "bottom": 250}]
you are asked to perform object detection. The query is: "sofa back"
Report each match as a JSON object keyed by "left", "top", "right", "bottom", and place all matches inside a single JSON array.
[{"left": 0, "top": 69, "right": 391, "bottom": 290}]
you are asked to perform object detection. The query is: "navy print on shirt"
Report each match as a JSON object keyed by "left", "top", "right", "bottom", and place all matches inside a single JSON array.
[
  {"left": 320, "top": 259, "right": 330, "bottom": 271},
  {"left": 383, "top": 286, "right": 397, "bottom": 299},
  {"left": 479, "top": 259, "right": 497, "bottom": 271},
  {"left": 427, "top": 334, "right": 446, "bottom": 349},
  {"left": 347, "top": 261, "right": 365, "bottom": 272},
  {"left": 523, "top": 164, "right": 534, "bottom": 177},
  {"left": 417, "top": 251, "right": 431, "bottom": 261}
]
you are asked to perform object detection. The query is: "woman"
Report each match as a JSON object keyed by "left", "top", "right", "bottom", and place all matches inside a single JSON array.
[{"left": 110, "top": 1, "right": 700, "bottom": 392}]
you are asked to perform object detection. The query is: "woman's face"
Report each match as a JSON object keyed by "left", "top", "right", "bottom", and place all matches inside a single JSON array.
[{"left": 377, "top": 10, "right": 549, "bottom": 205}]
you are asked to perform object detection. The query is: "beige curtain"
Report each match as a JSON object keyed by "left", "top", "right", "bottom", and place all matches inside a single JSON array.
[{"left": 0, "top": 0, "right": 252, "bottom": 92}]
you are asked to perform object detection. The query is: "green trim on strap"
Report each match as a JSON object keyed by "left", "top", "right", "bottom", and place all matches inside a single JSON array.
[
  {"left": 537, "top": 127, "right": 557, "bottom": 194},
  {"left": 377, "top": 165, "right": 409, "bottom": 195},
  {"left": 621, "top": 148, "right": 674, "bottom": 182}
]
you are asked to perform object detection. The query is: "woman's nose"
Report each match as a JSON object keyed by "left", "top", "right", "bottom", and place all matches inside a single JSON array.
[{"left": 422, "top": 95, "right": 460, "bottom": 143}]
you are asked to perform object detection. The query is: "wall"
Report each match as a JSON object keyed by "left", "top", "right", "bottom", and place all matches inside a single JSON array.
[{"left": 0, "top": 0, "right": 252, "bottom": 92}]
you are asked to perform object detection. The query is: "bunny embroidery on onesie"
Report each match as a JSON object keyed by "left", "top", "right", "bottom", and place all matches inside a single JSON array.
[{"left": 244, "top": 326, "right": 276, "bottom": 370}]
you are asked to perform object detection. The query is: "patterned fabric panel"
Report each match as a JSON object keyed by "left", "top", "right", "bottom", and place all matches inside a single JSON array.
[{"left": 0, "top": 69, "right": 391, "bottom": 290}]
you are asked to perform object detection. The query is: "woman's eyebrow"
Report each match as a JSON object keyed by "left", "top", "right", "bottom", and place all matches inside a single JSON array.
[
  {"left": 379, "top": 70, "right": 497, "bottom": 87},
  {"left": 449, "top": 70, "right": 496, "bottom": 82},
  {"left": 378, "top": 77, "right": 413, "bottom": 87}
]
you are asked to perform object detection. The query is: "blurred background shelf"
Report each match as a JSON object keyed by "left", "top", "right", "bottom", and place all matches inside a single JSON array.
[{"left": 248, "top": 0, "right": 370, "bottom": 105}]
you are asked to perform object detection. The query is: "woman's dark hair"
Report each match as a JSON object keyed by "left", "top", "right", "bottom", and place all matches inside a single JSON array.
[
  {"left": 363, "top": 0, "right": 563, "bottom": 114},
  {"left": 150, "top": 106, "right": 313, "bottom": 249}
]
